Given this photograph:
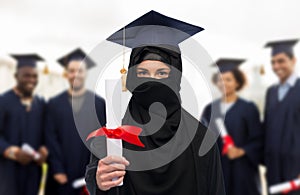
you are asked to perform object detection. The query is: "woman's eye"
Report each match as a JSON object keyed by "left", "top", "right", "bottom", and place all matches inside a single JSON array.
[
  {"left": 137, "top": 71, "right": 148, "bottom": 76},
  {"left": 157, "top": 71, "right": 169, "bottom": 76}
]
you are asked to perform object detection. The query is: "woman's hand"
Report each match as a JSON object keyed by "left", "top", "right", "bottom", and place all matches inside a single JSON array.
[
  {"left": 96, "top": 156, "right": 130, "bottom": 191},
  {"left": 15, "top": 149, "right": 34, "bottom": 165},
  {"left": 54, "top": 173, "right": 68, "bottom": 185},
  {"left": 227, "top": 146, "right": 245, "bottom": 160},
  {"left": 35, "top": 146, "right": 48, "bottom": 165}
]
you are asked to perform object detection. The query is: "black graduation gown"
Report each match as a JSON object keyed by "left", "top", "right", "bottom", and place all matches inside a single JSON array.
[
  {"left": 0, "top": 89, "right": 46, "bottom": 195},
  {"left": 264, "top": 79, "right": 300, "bottom": 195},
  {"left": 201, "top": 98, "right": 263, "bottom": 195},
  {"left": 45, "top": 90, "right": 106, "bottom": 195}
]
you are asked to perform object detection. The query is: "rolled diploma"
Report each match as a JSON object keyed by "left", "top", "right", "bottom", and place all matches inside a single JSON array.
[
  {"left": 22, "top": 143, "right": 41, "bottom": 160},
  {"left": 105, "top": 79, "right": 123, "bottom": 186},
  {"left": 72, "top": 177, "right": 86, "bottom": 189},
  {"left": 215, "top": 117, "right": 234, "bottom": 155},
  {"left": 215, "top": 118, "right": 229, "bottom": 138},
  {"left": 270, "top": 179, "right": 300, "bottom": 194}
]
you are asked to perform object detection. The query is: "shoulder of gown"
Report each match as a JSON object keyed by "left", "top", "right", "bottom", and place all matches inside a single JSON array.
[{"left": 48, "top": 90, "right": 68, "bottom": 104}]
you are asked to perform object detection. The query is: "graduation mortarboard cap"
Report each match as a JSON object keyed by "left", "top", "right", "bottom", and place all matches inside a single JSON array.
[
  {"left": 214, "top": 58, "right": 245, "bottom": 73},
  {"left": 265, "top": 39, "right": 298, "bottom": 57},
  {"left": 11, "top": 54, "right": 44, "bottom": 69},
  {"left": 107, "top": 10, "right": 204, "bottom": 53},
  {"left": 57, "top": 48, "right": 96, "bottom": 69}
]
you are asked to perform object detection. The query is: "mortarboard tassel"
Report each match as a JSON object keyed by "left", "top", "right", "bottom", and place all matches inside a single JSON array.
[
  {"left": 63, "top": 69, "right": 68, "bottom": 78},
  {"left": 260, "top": 64, "right": 265, "bottom": 75},
  {"left": 43, "top": 64, "right": 49, "bottom": 75},
  {"left": 121, "top": 27, "right": 127, "bottom": 92},
  {"left": 120, "top": 67, "right": 127, "bottom": 92}
]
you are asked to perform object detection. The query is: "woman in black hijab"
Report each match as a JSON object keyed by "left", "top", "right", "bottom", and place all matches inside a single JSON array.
[{"left": 85, "top": 45, "right": 225, "bottom": 195}]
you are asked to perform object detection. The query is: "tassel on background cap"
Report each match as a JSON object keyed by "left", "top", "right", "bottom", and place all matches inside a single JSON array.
[
  {"left": 63, "top": 69, "right": 68, "bottom": 78},
  {"left": 260, "top": 64, "right": 265, "bottom": 75},
  {"left": 43, "top": 64, "right": 49, "bottom": 74}
]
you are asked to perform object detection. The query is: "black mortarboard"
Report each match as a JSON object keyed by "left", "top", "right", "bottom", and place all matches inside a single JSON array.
[
  {"left": 106, "top": 10, "right": 204, "bottom": 52},
  {"left": 214, "top": 58, "right": 245, "bottom": 73},
  {"left": 265, "top": 39, "right": 298, "bottom": 56},
  {"left": 57, "top": 48, "right": 96, "bottom": 69},
  {"left": 11, "top": 54, "right": 44, "bottom": 69}
]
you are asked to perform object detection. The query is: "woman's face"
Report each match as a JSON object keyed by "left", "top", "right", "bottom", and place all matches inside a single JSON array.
[
  {"left": 216, "top": 71, "right": 239, "bottom": 96},
  {"left": 136, "top": 60, "right": 171, "bottom": 79}
]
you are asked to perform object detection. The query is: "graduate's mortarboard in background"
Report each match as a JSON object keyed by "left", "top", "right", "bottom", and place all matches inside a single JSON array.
[
  {"left": 265, "top": 39, "right": 299, "bottom": 56},
  {"left": 106, "top": 10, "right": 204, "bottom": 52},
  {"left": 214, "top": 58, "right": 245, "bottom": 73},
  {"left": 57, "top": 48, "right": 96, "bottom": 69},
  {"left": 11, "top": 54, "right": 44, "bottom": 69}
]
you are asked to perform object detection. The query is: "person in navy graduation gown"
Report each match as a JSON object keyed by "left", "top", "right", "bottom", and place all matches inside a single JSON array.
[
  {"left": 263, "top": 39, "right": 300, "bottom": 195},
  {"left": 0, "top": 54, "right": 48, "bottom": 195},
  {"left": 201, "top": 59, "right": 263, "bottom": 195},
  {"left": 45, "top": 48, "right": 106, "bottom": 195}
]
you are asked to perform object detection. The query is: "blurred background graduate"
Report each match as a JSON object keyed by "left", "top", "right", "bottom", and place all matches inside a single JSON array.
[
  {"left": 0, "top": 54, "right": 48, "bottom": 195},
  {"left": 263, "top": 39, "right": 300, "bottom": 195},
  {"left": 85, "top": 10, "right": 225, "bottom": 195},
  {"left": 201, "top": 59, "right": 263, "bottom": 195},
  {"left": 45, "top": 48, "right": 106, "bottom": 195}
]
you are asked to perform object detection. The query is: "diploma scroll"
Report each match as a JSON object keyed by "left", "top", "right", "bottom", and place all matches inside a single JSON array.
[
  {"left": 105, "top": 79, "right": 123, "bottom": 158},
  {"left": 105, "top": 79, "right": 123, "bottom": 186},
  {"left": 86, "top": 79, "right": 144, "bottom": 187},
  {"left": 215, "top": 118, "right": 235, "bottom": 155},
  {"left": 22, "top": 143, "right": 41, "bottom": 160},
  {"left": 72, "top": 177, "right": 89, "bottom": 195},
  {"left": 72, "top": 177, "right": 86, "bottom": 189},
  {"left": 270, "top": 178, "right": 300, "bottom": 194}
]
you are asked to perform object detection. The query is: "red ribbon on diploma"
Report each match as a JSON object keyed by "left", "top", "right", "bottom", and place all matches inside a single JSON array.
[
  {"left": 86, "top": 125, "right": 145, "bottom": 147},
  {"left": 80, "top": 186, "right": 89, "bottom": 195},
  {"left": 222, "top": 135, "right": 235, "bottom": 155},
  {"left": 283, "top": 181, "right": 300, "bottom": 194}
]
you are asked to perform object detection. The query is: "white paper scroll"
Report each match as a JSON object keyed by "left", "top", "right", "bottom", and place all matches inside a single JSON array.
[
  {"left": 215, "top": 117, "right": 229, "bottom": 137},
  {"left": 22, "top": 143, "right": 41, "bottom": 160},
  {"left": 105, "top": 79, "right": 123, "bottom": 186},
  {"left": 72, "top": 177, "right": 86, "bottom": 189},
  {"left": 270, "top": 178, "right": 300, "bottom": 194}
]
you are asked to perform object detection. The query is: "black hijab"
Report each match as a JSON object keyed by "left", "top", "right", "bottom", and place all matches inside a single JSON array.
[
  {"left": 86, "top": 46, "right": 225, "bottom": 195},
  {"left": 124, "top": 46, "right": 182, "bottom": 150}
]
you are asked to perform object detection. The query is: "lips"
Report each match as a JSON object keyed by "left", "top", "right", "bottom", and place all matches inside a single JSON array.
[
  {"left": 26, "top": 83, "right": 35, "bottom": 89},
  {"left": 275, "top": 69, "right": 284, "bottom": 76}
]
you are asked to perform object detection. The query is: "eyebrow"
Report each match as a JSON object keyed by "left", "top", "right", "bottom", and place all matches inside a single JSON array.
[
  {"left": 136, "top": 68, "right": 148, "bottom": 71},
  {"left": 136, "top": 68, "right": 170, "bottom": 71},
  {"left": 156, "top": 68, "right": 170, "bottom": 71}
]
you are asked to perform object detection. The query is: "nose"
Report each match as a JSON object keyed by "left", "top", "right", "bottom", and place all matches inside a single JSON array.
[
  {"left": 272, "top": 61, "right": 280, "bottom": 70},
  {"left": 28, "top": 75, "right": 37, "bottom": 83},
  {"left": 148, "top": 73, "right": 157, "bottom": 79}
]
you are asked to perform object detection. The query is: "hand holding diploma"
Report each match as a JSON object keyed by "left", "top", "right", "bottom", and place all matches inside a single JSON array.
[
  {"left": 15, "top": 149, "right": 33, "bottom": 165},
  {"left": 22, "top": 143, "right": 41, "bottom": 160},
  {"left": 4, "top": 145, "right": 33, "bottom": 165},
  {"left": 215, "top": 118, "right": 236, "bottom": 155},
  {"left": 35, "top": 146, "right": 49, "bottom": 165},
  {"left": 215, "top": 118, "right": 245, "bottom": 159},
  {"left": 87, "top": 79, "right": 144, "bottom": 191},
  {"left": 269, "top": 178, "right": 300, "bottom": 194},
  {"left": 21, "top": 143, "right": 49, "bottom": 165},
  {"left": 227, "top": 146, "right": 245, "bottom": 159},
  {"left": 96, "top": 156, "right": 130, "bottom": 191}
]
